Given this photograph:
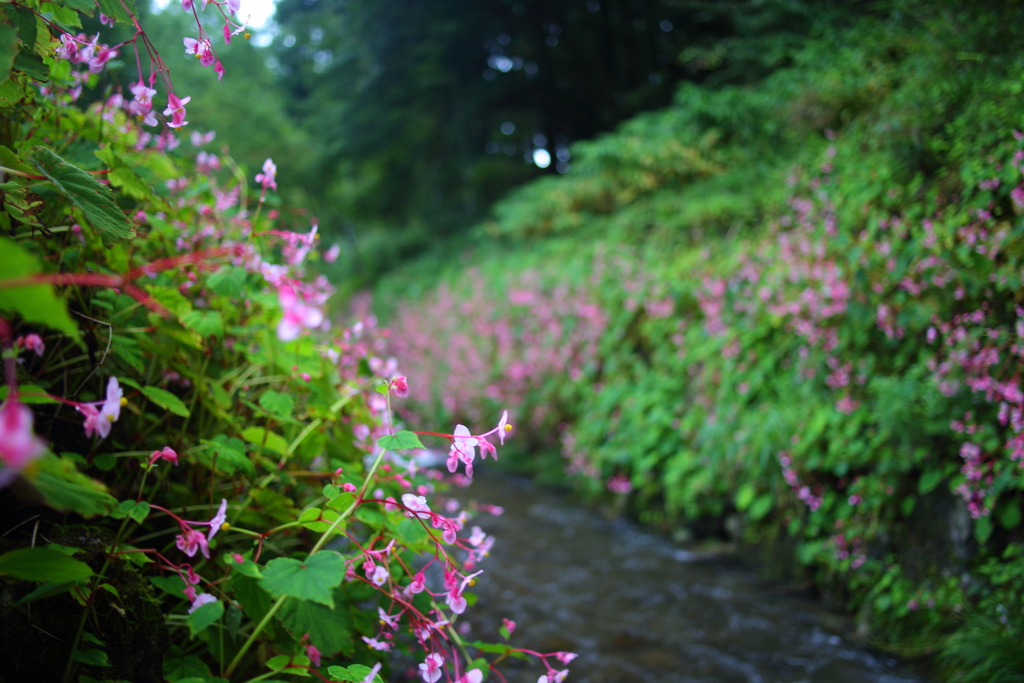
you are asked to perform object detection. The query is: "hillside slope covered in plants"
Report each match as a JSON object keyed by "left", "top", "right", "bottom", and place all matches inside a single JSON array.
[{"left": 378, "top": 2, "right": 1024, "bottom": 676}]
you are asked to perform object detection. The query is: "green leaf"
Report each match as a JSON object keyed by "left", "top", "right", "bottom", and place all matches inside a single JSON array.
[
  {"left": 377, "top": 430, "right": 426, "bottom": 451},
  {"left": 0, "top": 236, "right": 79, "bottom": 338},
  {"left": 129, "top": 501, "right": 151, "bottom": 524},
  {"left": 328, "top": 664, "right": 382, "bottom": 683},
  {"left": 735, "top": 484, "right": 756, "bottom": 511},
  {"left": 259, "top": 390, "right": 294, "bottom": 419},
  {"left": 208, "top": 266, "right": 247, "bottom": 297},
  {"left": 747, "top": 494, "right": 773, "bottom": 521},
  {"left": 15, "top": 579, "right": 84, "bottom": 605},
  {"left": 72, "top": 649, "right": 110, "bottom": 667},
  {"left": 28, "top": 147, "right": 135, "bottom": 245},
  {"left": 150, "top": 574, "right": 187, "bottom": 598},
  {"left": 0, "top": 547, "right": 93, "bottom": 581},
  {"left": 229, "top": 559, "right": 262, "bottom": 579},
  {"left": 918, "top": 468, "right": 944, "bottom": 495},
  {"left": 241, "top": 427, "right": 288, "bottom": 455},
  {"left": 259, "top": 552, "right": 345, "bottom": 608},
  {"left": 54, "top": 0, "right": 96, "bottom": 15},
  {"left": 141, "top": 386, "right": 191, "bottom": 417},
  {"left": 230, "top": 575, "right": 276, "bottom": 639},
  {"left": 277, "top": 595, "right": 354, "bottom": 656},
  {"left": 202, "top": 434, "right": 255, "bottom": 478},
  {"left": 181, "top": 310, "right": 224, "bottom": 338},
  {"left": 30, "top": 454, "right": 117, "bottom": 517},
  {"left": 108, "top": 166, "right": 151, "bottom": 201},
  {"left": 164, "top": 646, "right": 212, "bottom": 681},
  {"left": 998, "top": 500, "right": 1021, "bottom": 530},
  {"left": 975, "top": 516, "right": 993, "bottom": 544},
  {"left": 13, "top": 50, "right": 48, "bottom": 80},
  {"left": 96, "top": 0, "right": 137, "bottom": 25},
  {"left": 187, "top": 599, "right": 224, "bottom": 638},
  {"left": 0, "top": 385, "right": 57, "bottom": 404},
  {"left": 0, "top": 14, "right": 18, "bottom": 87},
  {"left": 145, "top": 285, "right": 193, "bottom": 317}
]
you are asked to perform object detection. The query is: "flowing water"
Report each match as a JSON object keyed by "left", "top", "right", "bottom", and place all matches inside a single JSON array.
[{"left": 458, "top": 471, "right": 932, "bottom": 683}]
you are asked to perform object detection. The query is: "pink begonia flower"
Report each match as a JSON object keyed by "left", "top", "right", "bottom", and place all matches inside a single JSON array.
[
  {"left": 276, "top": 285, "right": 323, "bottom": 342},
  {"left": 502, "top": 618, "right": 516, "bottom": 635},
  {"left": 0, "top": 401, "right": 47, "bottom": 486},
  {"left": 128, "top": 80, "right": 158, "bottom": 126},
  {"left": 390, "top": 375, "right": 409, "bottom": 397},
  {"left": 255, "top": 158, "right": 277, "bottom": 191},
  {"left": 214, "top": 60, "right": 225, "bottom": 81},
  {"left": 207, "top": 498, "right": 229, "bottom": 541},
  {"left": 447, "top": 425, "right": 477, "bottom": 474},
  {"left": 457, "top": 670, "right": 483, "bottom": 683},
  {"left": 408, "top": 571, "right": 426, "bottom": 594},
  {"left": 188, "top": 592, "right": 217, "bottom": 614},
  {"left": 88, "top": 45, "right": 117, "bottom": 73},
  {"left": 446, "top": 570, "right": 482, "bottom": 615},
  {"left": 227, "top": 0, "right": 241, "bottom": 12},
  {"left": 468, "top": 526, "right": 487, "bottom": 547},
  {"left": 362, "top": 636, "right": 391, "bottom": 651},
  {"left": 401, "top": 493, "right": 431, "bottom": 519},
  {"left": 183, "top": 37, "right": 216, "bottom": 67},
  {"left": 554, "top": 652, "right": 577, "bottom": 665},
  {"left": 185, "top": 564, "right": 201, "bottom": 585},
  {"left": 419, "top": 653, "right": 444, "bottom": 683},
  {"left": 378, "top": 606, "right": 400, "bottom": 629},
  {"left": 478, "top": 437, "right": 497, "bottom": 461},
  {"left": 497, "top": 410, "right": 510, "bottom": 445},
  {"left": 163, "top": 92, "right": 191, "bottom": 129},
  {"left": 78, "top": 403, "right": 101, "bottom": 438},
  {"left": 324, "top": 244, "right": 340, "bottom": 262},
  {"left": 181, "top": 0, "right": 193, "bottom": 10},
  {"left": 17, "top": 334, "right": 45, "bottom": 356},
  {"left": 191, "top": 130, "right": 216, "bottom": 146},
  {"left": 99, "top": 12, "right": 113, "bottom": 25},
  {"left": 342, "top": 482, "right": 357, "bottom": 493},
  {"left": 176, "top": 528, "right": 210, "bottom": 558},
  {"left": 95, "top": 377, "right": 124, "bottom": 439},
  {"left": 361, "top": 662, "right": 382, "bottom": 683},
  {"left": 370, "top": 565, "right": 389, "bottom": 586},
  {"left": 306, "top": 643, "right": 321, "bottom": 668},
  {"left": 538, "top": 670, "right": 568, "bottom": 683},
  {"left": 148, "top": 446, "right": 179, "bottom": 467}
]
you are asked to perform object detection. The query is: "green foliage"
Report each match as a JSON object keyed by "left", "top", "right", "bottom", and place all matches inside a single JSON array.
[
  {"left": 0, "top": 546, "right": 93, "bottom": 581},
  {"left": 380, "top": 2, "right": 1024, "bottom": 677}
]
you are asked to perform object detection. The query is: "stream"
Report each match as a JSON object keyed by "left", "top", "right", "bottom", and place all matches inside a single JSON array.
[{"left": 456, "top": 470, "right": 932, "bottom": 683}]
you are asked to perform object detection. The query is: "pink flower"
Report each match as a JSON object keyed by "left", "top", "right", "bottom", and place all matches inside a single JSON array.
[
  {"left": 206, "top": 498, "right": 229, "bottom": 541},
  {"left": 16, "top": 334, "right": 45, "bottom": 356},
  {"left": 362, "top": 636, "right": 391, "bottom": 651},
  {"left": 78, "top": 403, "right": 101, "bottom": 438},
  {"left": 402, "top": 493, "right": 432, "bottom": 519},
  {"left": 376, "top": 607, "right": 400, "bottom": 631},
  {"left": 370, "top": 565, "right": 389, "bottom": 586},
  {"left": 214, "top": 60, "right": 225, "bottom": 81},
  {"left": 361, "top": 662, "right": 382, "bottom": 683},
  {"left": 163, "top": 92, "right": 191, "bottom": 128},
  {"left": 554, "top": 652, "right": 577, "bottom": 665},
  {"left": 448, "top": 425, "right": 477, "bottom": 475},
  {"left": 276, "top": 285, "right": 323, "bottom": 341},
  {"left": 419, "top": 653, "right": 444, "bottom": 683},
  {"left": 98, "top": 377, "right": 124, "bottom": 434},
  {"left": 184, "top": 564, "right": 201, "bottom": 584},
  {"left": 188, "top": 592, "right": 217, "bottom": 613},
  {"left": 408, "top": 571, "right": 426, "bottom": 594},
  {"left": 457, "top": 670, "right": 483, "bottom": 683},
  {"left": 0, "top": 401, "right": 47, "bottom": 485},
  {"left": 324, "top": 244, "right": 341, "bottom": 262},
  {"left": 391, "top": 375, "right": 409, "bottom": 397},
  {"left": 176, "top": 528, "right": 210, "bottom": 558},
  {"left": 342, "top": 482, "right": 358, "bottom": 493},
  {"left": 255, "top": 158, "right": 277, "bottom": 191},
  {"left": 538, "top": 670, "right": 568, "bottom": 683},
  {"left": 306, "top": 643, "right": 321, "bottom": 667},
  {"left": 502, "top": 618, "right": 516, "bottom": 635},
  {"left": 148, "top": 446, "right": 178, "bottom": 467},
  {"left": 497, "top": 410, "right": 509, "bottom": 445},
  {"left": 445, "top": 570, "right": 482, "bottom": 615}
]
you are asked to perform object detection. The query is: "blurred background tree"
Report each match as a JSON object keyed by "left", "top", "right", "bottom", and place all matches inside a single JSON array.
[{"left": 134, "top": 0, "right": 850, "bottom": 286}]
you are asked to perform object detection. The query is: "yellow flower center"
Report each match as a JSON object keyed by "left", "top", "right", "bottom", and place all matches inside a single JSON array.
[
  {"left": 504, "top": 423, "right": 513, "bottom": 432},
  {"left": 221, "top": 522, "right": 230, "bottom": 530},
  {"left": 120, "top": 397, "right": 128, "bottom": 406}
]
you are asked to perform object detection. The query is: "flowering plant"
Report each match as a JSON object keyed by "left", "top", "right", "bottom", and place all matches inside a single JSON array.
[{"left": 0, "top": 3, "right": 573, "bottom": 682}]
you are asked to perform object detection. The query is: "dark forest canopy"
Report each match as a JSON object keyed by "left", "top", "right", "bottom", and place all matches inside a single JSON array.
[{"left": 268, "top": 0, "right": 850, "bottom": 282}]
